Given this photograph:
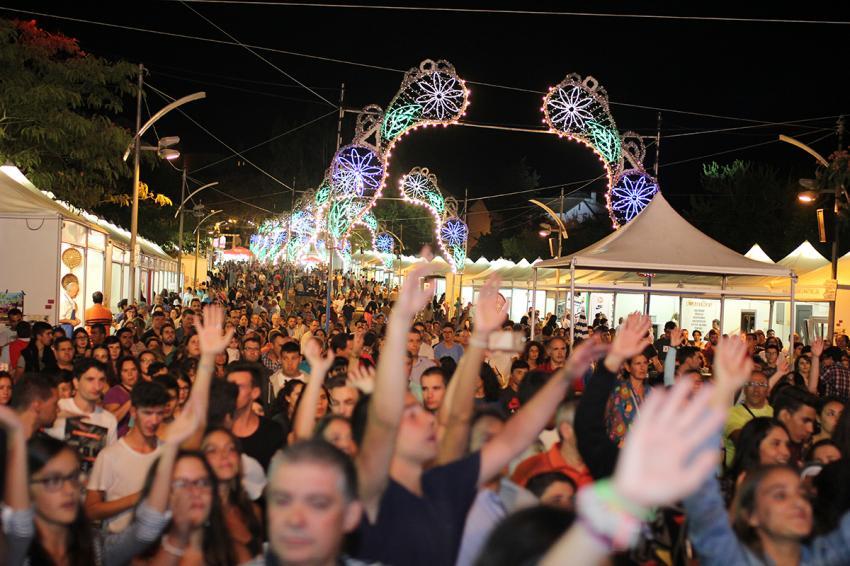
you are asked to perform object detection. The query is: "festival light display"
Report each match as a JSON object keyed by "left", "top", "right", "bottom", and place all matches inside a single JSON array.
[
  {"left": 375, "top": 232, "right": 395, "bottom": 269},
  {"left": 542, "top": 74, "right": 660, "bottom": 227}
]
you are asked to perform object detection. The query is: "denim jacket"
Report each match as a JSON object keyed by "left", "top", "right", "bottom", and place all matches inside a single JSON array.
[{"left": 684, "top": 476, "right": 850, "bottom": 565}]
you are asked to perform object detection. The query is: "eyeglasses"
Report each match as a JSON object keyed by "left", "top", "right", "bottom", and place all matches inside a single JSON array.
[
  {"left": 30, "top": 470, "right": 82, "bottom": 492},
  {"left": 172, "top": 477, "right": 213, "bottom": 491},
  {"left": 746, "top": 381, "right": 769, "bottom": 388}
]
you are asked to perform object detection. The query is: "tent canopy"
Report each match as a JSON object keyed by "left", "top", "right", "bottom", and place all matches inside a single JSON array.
[
  {"left": 534, "top": 193, "right": 794, "bottom": 278},
  {"left": 0, "top": 165, "right": 173, "bottom": 261},
  {"left": 777, "top": 240, "right": 829, "bottom": 274},
  {"left": 745, "top": 244, "right": 774, "bottom": 264}
]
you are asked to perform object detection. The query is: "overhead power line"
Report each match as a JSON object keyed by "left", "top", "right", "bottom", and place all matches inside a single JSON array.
[
  {"left": 2, "top": 7, "right": 844, "bottom": 124},
  {"left": 162, "top": 1, "right": 850, "bottom": 26}
]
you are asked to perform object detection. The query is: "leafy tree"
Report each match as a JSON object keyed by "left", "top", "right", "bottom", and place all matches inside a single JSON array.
[
  {"left": 0, "top": 18, "right": 137, "bottom": 208},
  {"left": 687, "top": 160, "right": 823, "bottom": 258}
]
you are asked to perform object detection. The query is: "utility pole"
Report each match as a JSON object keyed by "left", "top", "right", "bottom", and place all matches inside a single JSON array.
[
  {"left": 326, "top": 82, "right": 345, "bottom": 332},
  {"left": 177, "top": 165, "right": 187, "bottom": 292},
  {"left": 128, "top": 63, "right": 144, "bottom": 305},
  {"left": 829, "top": 115, "right": 845, "bottom": 341},
  {"left": 654, "top": 112, "right": 662, "bottom": 178},
  {"left": 456, "top": 188, "right": 468, "bottom": 327}
]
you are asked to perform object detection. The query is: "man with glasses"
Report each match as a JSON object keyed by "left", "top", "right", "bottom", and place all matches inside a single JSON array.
[
  {"left": 434, "top": 322, "right": 464, "bottom": 364},
  {"left": 722, "top": 370, "right": 773, "bottom": 466}
]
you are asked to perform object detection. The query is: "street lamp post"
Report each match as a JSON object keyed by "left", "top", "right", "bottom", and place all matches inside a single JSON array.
[
  {"left": 174, "top": 179, "right": 219, "bottom": 289},
  {"left": 781, "top": 130, "right": 845, "bottom": 342},
  {"left": 530, "top": 192, "right": 569, "bottom": 319},
  {"left": 124, "top": 63, "right": 205, "bottom": 305}
]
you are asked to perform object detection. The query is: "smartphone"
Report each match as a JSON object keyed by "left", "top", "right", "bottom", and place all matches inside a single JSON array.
[{"left": 487, "top": 330, "right": 523, "bottom": 352}]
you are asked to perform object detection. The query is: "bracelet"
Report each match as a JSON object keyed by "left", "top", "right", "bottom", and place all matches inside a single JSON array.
[
  {"left": 161, "top": 534, "right": 187, "bottom": 557},
  {"left": 575, "top": 480, "right": 652, "bottom": 551}
]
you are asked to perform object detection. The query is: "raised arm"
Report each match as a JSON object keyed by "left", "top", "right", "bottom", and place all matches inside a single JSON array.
[
  {"left": 541, "top": 378, "right": 729, "bottom": 565},
  {"left": 436, "top": 276, "right": 506, "bottom": 465},
  {"left": 357, "top": 261, "right": 438, "bottom": 519},
  {"left": 664, "top": 327, "right": 683, "bottom": 387},
  {"left": 807, "top": 338, "right": 824, "bottom": 394},
  {"left": 767, "top": 354, "right": 791, "bottom": 394},
  {"left": 292, "top": 340, "right": 335, "bottom": 442},
  {"left": 479, "top": 339, "right": 610, "bottom": 485}
]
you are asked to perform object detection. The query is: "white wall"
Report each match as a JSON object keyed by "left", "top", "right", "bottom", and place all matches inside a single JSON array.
[{"left": 0, "top": 216, "right": 60, "bottom": 323}]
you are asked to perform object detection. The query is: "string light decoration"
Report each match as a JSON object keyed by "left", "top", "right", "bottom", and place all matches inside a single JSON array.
[
  {"left": 440, "top": 216, "right": 468, "bottom": 269},
  {"left": 542, "top": 73, "right": 660, "bottom": 227},
  {"left": 375, "top": 231, "right": 395, "bottom": 269},
  {"left": 608, "top": 168, "right": 659, "bottom": 226}
]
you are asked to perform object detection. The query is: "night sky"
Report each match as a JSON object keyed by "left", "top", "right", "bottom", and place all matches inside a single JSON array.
[{"left": 2, "top": 2, "right": 848, "bottom": 236}]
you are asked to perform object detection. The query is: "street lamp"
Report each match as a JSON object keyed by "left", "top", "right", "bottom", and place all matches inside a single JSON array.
[
  {"left": 123, "top": 63, "right": 205, "bottom": 305},
  {"left": 529, "top": 199, "right": 568, "bottom": 257},
  {"left": 781, "top": 133, "right": 845, "bottom": 342},
  {"left": 173, "top": 180, "right": 219, "bottom": 290}
]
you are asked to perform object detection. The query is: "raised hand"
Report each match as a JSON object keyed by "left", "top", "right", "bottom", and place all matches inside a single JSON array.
[
  {"left": 303, "top": 337, "right": 336, "bottom": 377},
  {"left": 348, "top": 363, "right": 376, "bottom": 395},
  {"left": 811, "top": 337, "right": 825, "bottom": 358},
  {"left": 669, "top": 326, "right": 683, "bottom": 348},
  {"left": 712, "top": 335, "right": 753, "bottom": 395},
  {"left": 164, "top": 403, "right": 201, "bottom": 446},
  {"left": 563, "top": 339, "right": 610, "bottom": 382},
  {"left": 0, "top": 404, "right": 23, "bottom": 435},
  {"left": 605, "top": 312, "right": 651, "bottom": 371},
  {"left": 392, "top": 261, "right": 439, "bottom": 319},
  {"left": 473, "top": 275, "right": 508, "bottom": 335},
  {"left": 775, "top": 353, "right": 790, "bottom": 377},
  {"left": 194, "top": 304, "right": 235, "bottom": 356},
  {"left": 614, "top": 378, "right": 725, "bottom": 508}
]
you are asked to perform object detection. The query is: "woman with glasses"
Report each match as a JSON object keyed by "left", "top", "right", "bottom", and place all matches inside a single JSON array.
[
  {"left": 134, "top": 450, "right": 236, "bottom": 566},
  {"left": 0, "top": 401, "right": 197, "bottom": 566},
  {"left": 71, "top": 328, "right": 91, "bottom": 360}
]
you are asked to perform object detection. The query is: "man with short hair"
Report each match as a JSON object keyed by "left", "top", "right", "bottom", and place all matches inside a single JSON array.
[
  {"left": 818, "top": 346, "right": 850, "bottom": 402},
  {"left": 407, "top": 328, "right": 437, "bottom": 386},
  {"left": 86, "top": 380, "right": 170, "bottom": 532},
  {"left": 268, "top": 341, "right": 308, "bottom": 402},
  {"left": 10, "top": 374, "right": 59, "bottom": 438},
  {"left": 17, "top": 321, "right": 55, "bottom": 378},
  {"left": 142, "top": 311, "right": 167, "bottom": 342},
  {"left": 722, "top": 371, "right": 773, "bottom": 466},
  {"left": 49, "top": 336, "right": 75, "bottom": 372},
  {"left": 300, "top": 319, "right": 321, "bottom": 352},
  {"left": 252, "top": 440, "right": 364, "bottom": 566},
  {"left": 774, "top": 386, "right": 819, "bottom": 466},
  {"left": 421, "top": 367, "right": 448, "bottom": 413},
  {"left": 434, "top": 322, "right": 464, "bottom": 364},
  {"left": 262, "top": 332, "right": 286, "bottom": 373},
  {"left": 228, "top": 362, "right": 284, "bottom": 470},
  {"left": 499, "top": 359, "right": 529, "bottom": 414},
  {"left": 328, "top": 377, "right": 360, "bottom": 419},
  {"left": 90, "top": 323, "right": 107, "bottom": 346},
  {"left": 0, "top": 306, "right": 22, "bottom": 367},
  {"left": 46, "top": 359, "right": 118, "bottom": 463},
  {"left": 85, "top": 291, "right": 113, "bottom": 331},
  {"left": 538, "top": 337, "right": 568, "bottom": 373}
]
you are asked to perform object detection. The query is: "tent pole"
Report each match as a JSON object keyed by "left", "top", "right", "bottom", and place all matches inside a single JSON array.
[
  {"left": 612, "top": 292, "right": 617, "bottom": 326},
  {"left": 769, "top": 300, "right": 775, "bottom": 335},
  {"left": 790, "top": 275, "right": 797, "bottom": 346},
  {"left": 570, "top": 261, "right": 576, "bottom": 346},
  {"left": 720, "top": 276, "right": 727, "bottom": 335},
  {"left": 644, "top": 277, "right": 651, "bottom": 315},
  {"left": 555, "top": 268, "right": 560, "bottom": 322},
  {"left": 531, "top": 268, "right": 538, "bottom": 341},
  {"left": 678, "top": 296, "right": 683, "bottom": 328}
]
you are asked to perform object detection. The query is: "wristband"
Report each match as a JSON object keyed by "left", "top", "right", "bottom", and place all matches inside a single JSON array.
[
  {"left": 575, "top": 480, "right": 652, "bottom": 551},
  {"left": 469, "top": 337, "right": 488, "bottom": 349},
  {"left": 161, "top": 534, "right": 187, "bottom": 557}
]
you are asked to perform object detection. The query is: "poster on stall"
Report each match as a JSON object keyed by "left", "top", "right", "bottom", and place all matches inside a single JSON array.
[
  {"left": 0, "top": 291, "right": 24, "bottom": 324},
  {"left": 681, "top": 298, "right": 721, "bottom": 334}
]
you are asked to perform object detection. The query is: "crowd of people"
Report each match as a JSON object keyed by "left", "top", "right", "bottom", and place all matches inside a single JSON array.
[{"left": 2, "top": 256, "right": 850, "bottom": 566}]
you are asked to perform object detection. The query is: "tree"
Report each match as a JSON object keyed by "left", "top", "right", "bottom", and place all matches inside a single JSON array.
[
  {"left": 0, "top": 19, "right": 136, "bottom": 208},
  {"left": 687, "top": 160, "right": 820, "bottom": 258}
]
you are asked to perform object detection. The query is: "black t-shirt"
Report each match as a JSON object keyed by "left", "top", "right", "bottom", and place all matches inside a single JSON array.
[
  {"left": 353, "top": 452, "right": 481, "bottom": 566},
  {"left": 642, "top": 343, "right": 659, "bottom": 361},
  {"left": 653, "top": 337, "right": 671, "bottom": 360},
  {"left": 342, "top": 304, "right": 355, "bottom": 321},
  {"left": 237, "top": 416, "right": 284, "bottom": 471}
]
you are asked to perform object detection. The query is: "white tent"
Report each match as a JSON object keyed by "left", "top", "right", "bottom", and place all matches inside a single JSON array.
[
  {"left": 745, "top": 244, "right": 774, "bottom": 264},
  {"left": 777, "top": 240, "right": 829, "bottom": 275},
  {"left": 531, "top": 193, "right": 797, "bottom": 341}
]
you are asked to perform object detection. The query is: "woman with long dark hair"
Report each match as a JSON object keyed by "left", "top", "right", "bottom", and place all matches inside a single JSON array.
[
  {"left": 72, "top": 328, "right": 92, "bottom": 360},
  {"left": 724, "top": 418, "right": 791, "bottom": 503},
  {"left": 0, "top": 402, "right": 194, "bottom": 566},
  {"left": 104, "top": 356, "right": 142, "bottom": 437},
  {"left": 201, "top": 428, "right": 264, "bottom": 562},
  {"left": 520, "top": 340, "right": 546, "bottom": 371},
  {"left": 136, "top": 450, "right": 236, "bottom": 566}
]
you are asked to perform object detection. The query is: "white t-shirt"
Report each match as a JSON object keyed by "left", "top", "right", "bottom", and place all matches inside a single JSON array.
[
  {"left": 87, "top": 438, "right": 162, "bottom": 533},
  {"left": 269, "top": 370, "right": 309, "bottom": 398},
  {"left": 46, "top": 397, "right": 118, "bottom": 449},
  {"left": 418, "top": 342, "right": 435, "bottom": 360}
]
